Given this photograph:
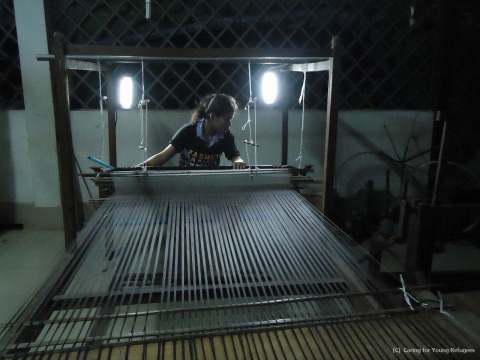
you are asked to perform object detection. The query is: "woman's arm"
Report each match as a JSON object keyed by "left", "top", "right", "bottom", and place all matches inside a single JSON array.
[
  {"left": 136, "top": 144, "right": 177, "bottom": 167},
  {"left": 223, "top": 133, "right": 245, "bottom": 169}
]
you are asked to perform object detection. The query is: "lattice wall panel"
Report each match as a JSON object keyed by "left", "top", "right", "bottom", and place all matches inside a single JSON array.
[
  {"left": 48, "top": 0, "right": 439, "bottom": 110},
  {"left": 0, "top": 0, "right": 24, "bottom": 109}
]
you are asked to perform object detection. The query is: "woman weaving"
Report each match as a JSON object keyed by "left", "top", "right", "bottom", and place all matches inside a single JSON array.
[{"left": 139, "top": 94, "right": 246, "bottom": 169}]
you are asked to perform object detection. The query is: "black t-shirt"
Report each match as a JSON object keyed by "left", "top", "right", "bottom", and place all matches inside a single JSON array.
[{"left": 170, "top": 123, "right": 240, "bottom": 168}]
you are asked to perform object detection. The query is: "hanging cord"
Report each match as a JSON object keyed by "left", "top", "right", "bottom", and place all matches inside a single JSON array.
[
  {"left": 242, "top": 62, "right": 254, "bottom": 169},
  {"left": 97, "top": 60, "right": 107, "bottom": 162},
  {"left": 97, "top": 60, "right": 103, "bottom": 114},
  {"left": 399, "top": 274, "right": 414, "bottom": 311},
  {"left": 398, "top": 274, "right": 430, "bottom": 311},
  {"left": 435, "top": 291, "right": 466, "bottom": 333},
  {"left": 139, "top": 60, "right": 145, "bottom": 150},
  {"left": 244, "top": 141, "right": 251, "bottom": 169},
  {"left": 437, "top": 291, "right": 451, "bottom": 316},
  {"left": 144, "top": 93, "right": 148, "bottom": 164},
  {"left": 242, "top": 103, "right": 255, "bottom": 169},
  {"left": 100, "top": 115, "right": 107, "bottom": 164},
  {"left": 248, "top": 61, "right": 252, "bottom": 101},
  {"left": 434, "top": 290, "right": 480, "bottom": 344},
  {"left": 242, "top": 62, "right": 253, "bottom": 134},
  {"left": 138, "top": 59, "right": 149, "bottom": 169},
  {"left": 296, "top": 71, "right": 307, "bottom": 168},
  {"left": 253, "top": 96, "right": 258, "bottom": 168},
  {"left": 145, "top": 0, "right": 152, "bottom": 19}
]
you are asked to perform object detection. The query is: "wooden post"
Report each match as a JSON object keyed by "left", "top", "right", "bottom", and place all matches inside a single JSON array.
[
  {"left": 106, "top": 71, "right": 117, "bottom": 167},
  {"left": 281, "top": 108, "right": 288, "bottom": 165},
  {"left": 51, "top": 32, "right": 77, "bottom": 249},
  {"left": 427, "top": 0, "right": 451, "bottom": 197},
  {"left": 321, "top": 36, "right": 339, "bottom": 216},
  {"left": 406, "top": 203, "right": 436, "bottom": 283}
]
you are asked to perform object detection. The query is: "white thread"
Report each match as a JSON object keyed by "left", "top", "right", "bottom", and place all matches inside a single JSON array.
[
  {"left": 138, "top": 59, "right": 149, "bottom": 169},
  {"left": 100, "top": 112, "right": 106, "bottom": 162},
  {"left": 254, "top": 98, "right": 258, "bottom": 168},
  {"left": 139, "top": 105, "right": 144, "bottom": 150},
  {"left": 242, "top": 101, "right": 253, "bottom": 141},
  {"left": 399, "top": 274, "right": 414, "bottom": 311},
  {"left": 396, "top": 274, "right": 428, "bottom": 308},
  {"left": 296, "top": 71, "right": 306, "bottom": 168},
  {"left": 242, "top": 103, "right": 252, "bottom": 168},
  {"left": 437, "top": 291, "right": 446, "bottom": 313},
  {"left": 98, "top": 61, "right": 106, "bottom": 162},
  {"left": 435, "top": 289, "right": 467, "bottom": 339},
  {"left": 436, "top": 290, "right": 454, "bottom": 318},
  {"left": 248, "top": 62, "right": 252, "bottom": 100},
  {"left": 298, "top": 70, "right": 306, "bottom": 105},
  {"left": 141, "top": 60, "right": 145, "bottom": 153},
  {"left": 145, "top": 96, "right": 148, "bottom": 156},
  {"left": 242, "top": 62, "right": 253, "bottom": 135},
  {"left": 397, "top": 274, "right": 429, "bottom": 310},
  {"left": 97, "top": 59, "right": 107, "bottom": 165},
  {"left": 145, "top": 0, "right": 151, "bottom": 19},
  {"left": 244, "top": 142, "right": 251, "bottom": 170},
  {"left": 242, "top": 62, "right": 255, "bottom": 168},
  {"left": 97, "top": 60, "right": 103, "bottom": 114},
  {"left": 241, "top": 104, "right": 253, "bottom": 154}
]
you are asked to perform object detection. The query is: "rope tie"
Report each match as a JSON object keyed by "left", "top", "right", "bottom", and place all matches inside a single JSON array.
[{"left": 296, "top": 71, "right": 306, "bottom": 168}]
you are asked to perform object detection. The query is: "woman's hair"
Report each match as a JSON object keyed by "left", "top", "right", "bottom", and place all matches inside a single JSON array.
[{"left": 191, "top": 93, "right": 239, "bottom": 124}]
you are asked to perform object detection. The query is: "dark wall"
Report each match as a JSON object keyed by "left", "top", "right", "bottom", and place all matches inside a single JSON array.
[
  {"left": 429, "top": 0, "right": 480, "bottom": 203},
  {"left": 0, "top": 0, "right": 24, "bottom": 109}
]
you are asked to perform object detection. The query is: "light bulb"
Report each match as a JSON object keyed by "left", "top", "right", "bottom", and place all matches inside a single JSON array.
[
  {"left": 118, "top": 76, "right": 133, "bottom": 109},
  {"left": 261, "top": 71, "right": 278, "bottom": 105}
]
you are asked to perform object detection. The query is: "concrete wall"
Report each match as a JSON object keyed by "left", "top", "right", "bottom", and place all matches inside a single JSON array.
[
  {"left": 3, "top": 0, "right": 62, "bottom": 229},
  {"left": 1, "top": 108, "right": 433, "bottom": 226},
  {"left": 0, "top": 111, "right": 33, "bottom": 206},
  {"left": 0, "top": 110, "right": 62, "bottom": 228}
]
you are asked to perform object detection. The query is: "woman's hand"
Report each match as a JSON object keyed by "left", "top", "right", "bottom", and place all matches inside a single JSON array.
[
  {"left": 232, "top": 157, "right": 247, "bottom": 169},
  {"left": 137, "top": 144, "right": 177, "bottom": 167}
]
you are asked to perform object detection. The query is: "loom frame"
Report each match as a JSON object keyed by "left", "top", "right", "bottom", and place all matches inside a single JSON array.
[{"left": 38, "top": 32, "right": 339, "bottom": 249}]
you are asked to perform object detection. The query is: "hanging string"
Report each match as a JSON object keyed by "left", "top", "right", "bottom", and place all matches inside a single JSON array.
[
  {"left": 242, "top": 62, "right": 253, "bottom": 136},
  {"left": 144, "top": 89, "right": 148, "bottom": 165},
  {"left": 244, "top": 141, "right": 251, "bottom": 169},
  {"left": 296, "top": 71, "right": 306, "bottom": 168},
  {"left": 141, "top": 59, "right": 145, "bottom": 100},
  {"left": 253, "top": 96, "right": 258, "bottom": 168},
  {"left": 248, "top": 62, "right": 252, "bottom": 100},
  {"left": 97, "top": 60, "right": 103, "bottom": 114},
  {"left": 242, "top": 62, "right": 254, "bottom": 169},
  {"left": 100, "top": 115, "right": 107, "bottom": 162},
  {"left": 434, "top": 290, "right": 474, "bottom": 342},
  {"left": 398, "top": 274, "right": 432, "bottom": 311},
  {"left": 139, "top": 60, "right": 145, "bottom": 151},
  {"left": 138, "top": 59, "right": 149, "bottom": 168},
  {"left": 97, "top": 60, "right": 107, "bottom": 162},
  {"left": 436, "top": 290, "right": 456, "bottom": 319},
  {"left": 399, "top": 274, "right": 414, "bottom": 311}
]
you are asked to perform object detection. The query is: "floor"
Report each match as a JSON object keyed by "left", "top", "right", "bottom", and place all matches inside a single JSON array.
[{"left": 0, "top": 229, "right": 65, "bottom": 325}]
